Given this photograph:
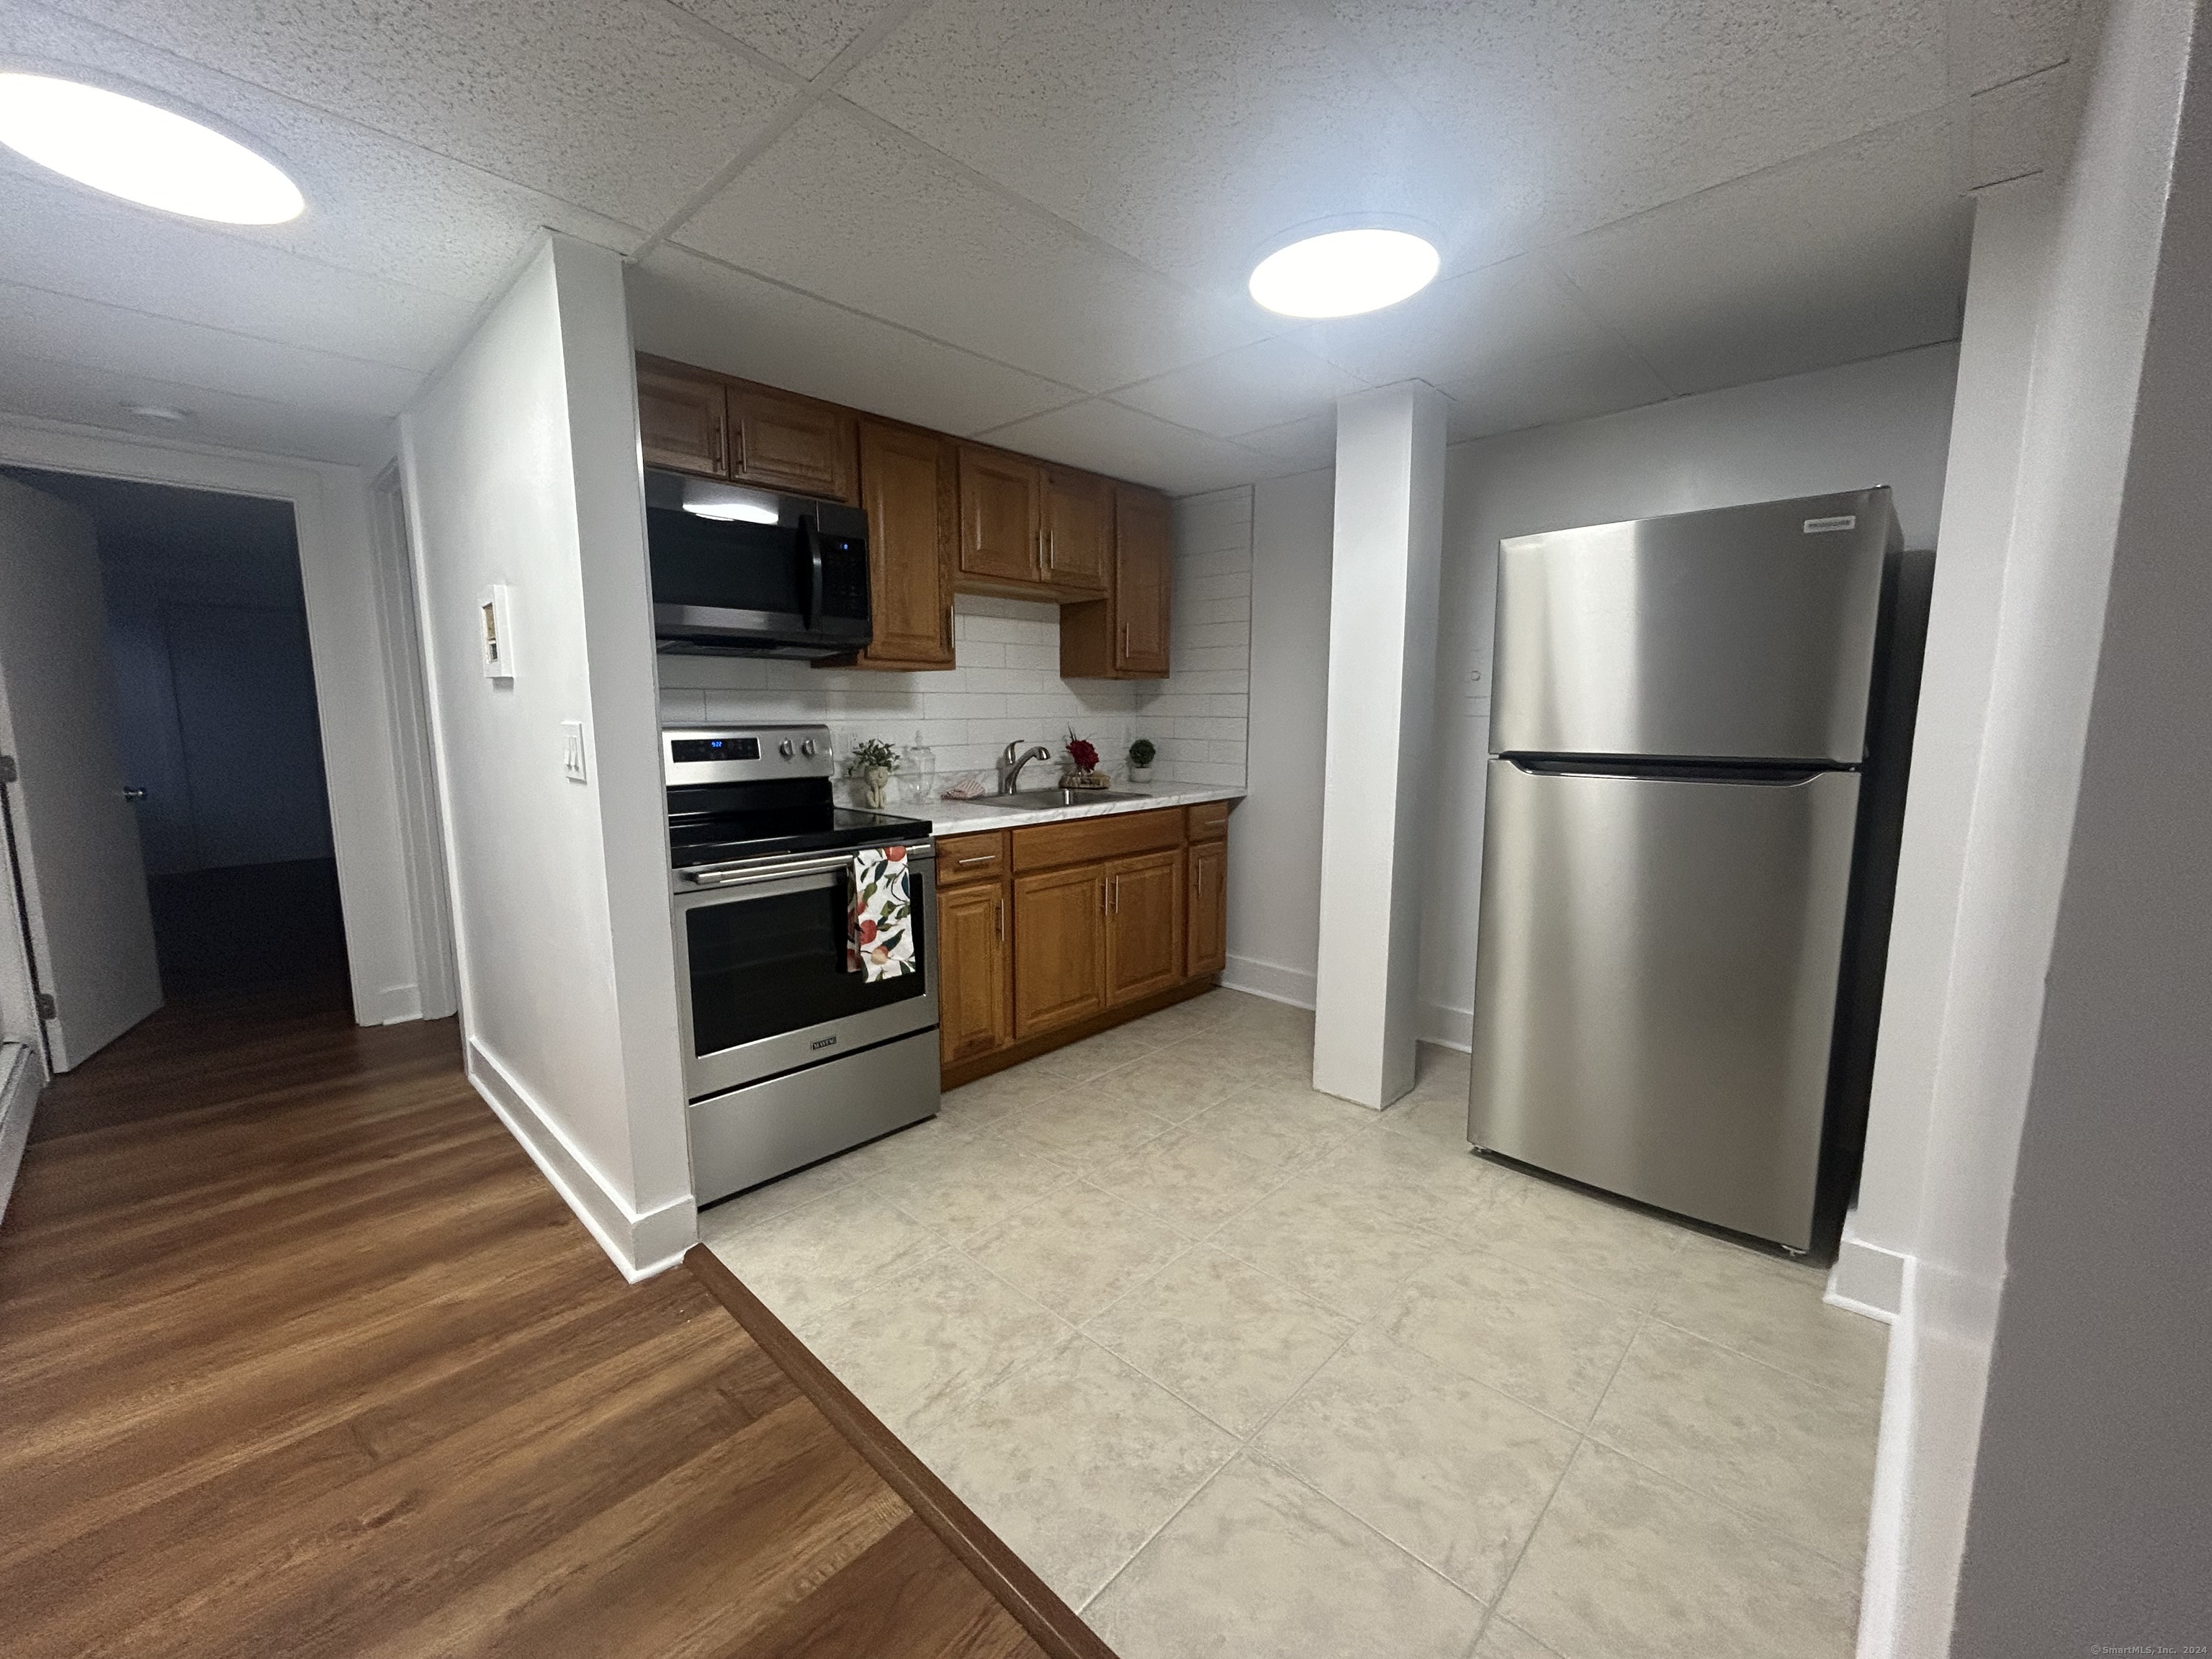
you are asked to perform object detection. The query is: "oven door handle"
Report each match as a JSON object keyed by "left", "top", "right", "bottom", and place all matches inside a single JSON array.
[{"left": 680, "top": 845, "right": 936, "bottom": 889}]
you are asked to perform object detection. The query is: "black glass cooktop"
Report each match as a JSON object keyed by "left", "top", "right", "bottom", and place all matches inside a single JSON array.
[{"left": 667, "top": 777, "right": 931, "bottom": 870}]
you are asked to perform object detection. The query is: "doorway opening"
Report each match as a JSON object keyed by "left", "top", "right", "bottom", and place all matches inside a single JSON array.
[{"left": 1, "top": 466, "right": 349, "bottom": 1032}]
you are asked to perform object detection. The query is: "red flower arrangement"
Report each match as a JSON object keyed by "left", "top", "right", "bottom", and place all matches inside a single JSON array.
[{"left": 1066, "top": 732, "right": 1100, "bottom": 771}]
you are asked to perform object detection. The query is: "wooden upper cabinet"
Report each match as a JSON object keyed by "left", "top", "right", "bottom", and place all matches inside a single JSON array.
[
  {"left": 1041, "top": 469, "right": 1111, "bottom": 595},
  {"left": 637, "top": 359, "right": 727, "bottom": 478},
  {"left": 1105, "top": 850, "right": 1184, "bottom": 1006},
  {"left": 1114, "top": 485, "right": 1172, "bottom": 675},
  {"left": 1059, "top": 482, "right": 1172, "bottom": 680},
  {"left": 730, "top": 381, "right": 858, "bottom": 503},
  {"left": 958, "top": 446, "right": 1043, "bottom": 585},
  {"left": 850, "top": 419, "right": 955, "bottom": 670}
]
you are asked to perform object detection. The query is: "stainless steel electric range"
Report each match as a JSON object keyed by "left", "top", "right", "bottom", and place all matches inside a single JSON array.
[{"left": 664, "top": 723, "right": 940, "bottom": 1205}]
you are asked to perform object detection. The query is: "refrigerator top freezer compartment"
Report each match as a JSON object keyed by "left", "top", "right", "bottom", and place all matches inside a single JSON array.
[{"left": 1490, "top": 487, "right": 1897, "bottom": 765}]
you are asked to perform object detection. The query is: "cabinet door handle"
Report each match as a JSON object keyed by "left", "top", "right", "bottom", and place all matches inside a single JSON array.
[
  {"left": 995, "top": 896, "right": 1004, "bottom": 942},
  {"left": 1045, "top": 526, "right": 1056, "bottom": 570},
  {"left": 956, "top": 854, "right": 997, "bottom": 866},
  {"left": 1099, "top": 878, "right": 1107, "bottom": 914},
  {"left": 1120, "top": 624, "right": 1130, "bottom": 660}
]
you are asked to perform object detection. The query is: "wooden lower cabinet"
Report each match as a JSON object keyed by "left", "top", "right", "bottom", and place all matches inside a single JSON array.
[
  {"left": 937, "top": 880, "right": 1010, "bottom": 1064},
  {"left": 1105, "top": 850, "right": 1184, "bottom": 1004},
  {"left": 1188, "top": 836, "right": 1228, "bottom": 976},
  {"left": 941, "top": 803, "right": 1233, "bottom": 1081},
  {"left": 1011, "top": 864, "right": 1106, "bottom": 1038}
]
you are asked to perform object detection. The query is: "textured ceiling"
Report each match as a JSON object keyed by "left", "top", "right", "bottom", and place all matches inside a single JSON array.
[{"left": 0, "top": 0, "right": 2085, "bottom": 489}]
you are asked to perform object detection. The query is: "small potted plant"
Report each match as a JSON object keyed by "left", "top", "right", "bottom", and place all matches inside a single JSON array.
[
  {"left": 848, "top": 737, "right": 900, "bottom": 809},
  {"left": 1061, "top": 730, "right": 1108, "bottom": 791},
  {"left": 1127, "top": 737, "right": 1156, "bottom": 784}
]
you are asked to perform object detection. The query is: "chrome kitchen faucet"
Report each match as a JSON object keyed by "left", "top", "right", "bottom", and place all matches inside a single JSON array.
[{"left": 997, "top": 740, "right": 1053, "bottom": 795}]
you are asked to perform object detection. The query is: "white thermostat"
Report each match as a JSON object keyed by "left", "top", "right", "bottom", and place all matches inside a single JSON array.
[{"left": 480, "top": 583, "right": 516, "bottom": 680}]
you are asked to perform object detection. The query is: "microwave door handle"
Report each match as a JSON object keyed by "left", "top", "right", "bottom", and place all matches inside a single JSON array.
[{"left": 802, "top": 518, "right": 825, "bottom": 626}]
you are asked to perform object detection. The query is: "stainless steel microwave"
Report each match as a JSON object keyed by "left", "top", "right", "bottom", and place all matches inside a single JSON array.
[{"left": 644, "top": 467, "right": 871, "bottom": 659}]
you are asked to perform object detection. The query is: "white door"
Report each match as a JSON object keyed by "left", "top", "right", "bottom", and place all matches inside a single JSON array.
[{"left": 0, "top": 474, "right": 163, "bottom": 1069}]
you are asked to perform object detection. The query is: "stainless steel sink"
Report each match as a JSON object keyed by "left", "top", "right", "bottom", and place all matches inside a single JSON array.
[{"left": 969, "top": 788, "right": 1153, "bottom": 810}]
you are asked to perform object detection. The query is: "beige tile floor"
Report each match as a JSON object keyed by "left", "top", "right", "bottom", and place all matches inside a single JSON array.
[{"left": 701, "top": 989, "right": 1889, "bottom": 1659}]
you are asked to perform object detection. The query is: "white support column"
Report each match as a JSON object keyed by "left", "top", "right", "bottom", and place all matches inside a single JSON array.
[{"left": 1311, "top": 382, "right": 1446, "bottom": 1108}]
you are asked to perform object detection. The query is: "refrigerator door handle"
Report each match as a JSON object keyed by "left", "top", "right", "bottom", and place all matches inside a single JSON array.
[{"left": 1503, "top": 755, "right": 1835, "bottom": 786}]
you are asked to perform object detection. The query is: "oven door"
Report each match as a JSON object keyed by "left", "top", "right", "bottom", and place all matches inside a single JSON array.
[{"left": 673, "top": 846, "right": 938, "bottom": 1102}]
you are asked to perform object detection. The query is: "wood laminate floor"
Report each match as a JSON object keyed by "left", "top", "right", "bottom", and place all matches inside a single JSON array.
[{"left": 0, "top": 992, "right": 1050, "bottom": 1659}]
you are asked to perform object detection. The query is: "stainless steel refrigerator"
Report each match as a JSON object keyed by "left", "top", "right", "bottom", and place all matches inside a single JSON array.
[{"left": 1467, "top": 489, "right": 1905, "bottom": 1252}]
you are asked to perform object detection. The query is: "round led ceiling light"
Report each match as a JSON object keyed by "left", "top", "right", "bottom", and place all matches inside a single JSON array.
[
  {"left": 0, "top": 72, "right": 304, "bottom": 224},
  {"left": 1248, "top": 227, "right": 1440, "bottom": 319}
]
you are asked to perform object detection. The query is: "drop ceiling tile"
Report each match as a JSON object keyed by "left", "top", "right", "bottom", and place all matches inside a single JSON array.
[
  {"left": 665, "top": 0, "right": 907, "bottom": 78},
  {"left": 980, "top": 398, "right": 1273, "bottom": 495},
  {"left": 626, "top": 246, "right": 1079, "bottom": 437},
  {"left": 673, "top": 103, "right": 1264, "bottom": 392},
  {"left": 840, "top": 0, "right": 1475, "bottom": 292},
  {"left": 0, "top": 281, "right": 423, "bottom": 415},
  {"left": 0, "top": 349, "right": 395, "bottom": 464},
  {"left": 39, "top": 0, "right": 793, "bottom": 225},
  {"left": 1107, "top": 335, "right": 1369, "bottom": 439},
  {"left": 1437, "top": 346, "right": 1672, "bottom": 444},
  {"left": 0, "top": 166, "right": 473, "bottom": 372},
  {"left": 1236, "top": 412, "right": 1337, "bottom": 473},
  {"left": 1328, "top": 0, "right": 1951, "bottom": 247},
  {"left": 1, "top": 2, "right": 649, "bottom": 299},
  {"left": 1298, "top": 258, "right": 1608, "bottom": 389},
  {"left": 1550, "top": 112, "right": 1971, "bottom": 397},
  {"left": 1972, "top": 0, "right": 2082, "bottom": 91},
  {"left": 1971, "top": 65, "right": 2077, "bottom": 186}
]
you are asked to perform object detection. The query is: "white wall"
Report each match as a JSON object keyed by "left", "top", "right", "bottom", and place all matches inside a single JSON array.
[
  {"left": 659, "top": 490, "right": 1254, "bottom": 797},
  {"left": 1866, "top": 0, "right": 2206, "bottom": 1647},
  {"left": 1847, "top": 194, "right": 2053, "bottom": 1308},
  {"left": 1233, "top": 345, "right": 1961, "bottom": 1040},
  {"left": 1225, "top": 468, "right": 1334, "bottom": 1006},
  {"left": 400, "top": 233, "right": 692, "bottom": 1282},
  {"left": 0, "top": 413, "right": 433, "bottom": 1026},
  {"left": 1945, "top": 9, "right": 2212, "bottom": 1639}
]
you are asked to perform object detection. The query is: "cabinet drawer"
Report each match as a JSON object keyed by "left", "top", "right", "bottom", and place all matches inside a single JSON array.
[
  {"left": 1013, "top": 806, "right": 1183, "bottom": 872},
  {"left": 937, "top": 830, "right": 1010, "bottom": 885},
  {"left": 1186, "top": 800, "right": 1231, "bottom": 842}
]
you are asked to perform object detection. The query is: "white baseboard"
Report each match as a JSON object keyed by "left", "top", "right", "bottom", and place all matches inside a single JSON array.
[
  {"left": 1420, "top": 1002, "right": 1474, "bottom": 1052},
  {"left": 0, "top": 1042, "right": 42, "bottom": 1226},
  {"left": 1855, "top": 1254, "right": 1918, "bottom": 1658},
  {"left": 466, "top": 1036, "right": 696, "bottom": 1282},
  {"left": 1220, "top": 953, "right": 1316, "bottom": 1009},
  {"left": 1828, "top": 1228, "right": 1909, "bottom": 1323}
]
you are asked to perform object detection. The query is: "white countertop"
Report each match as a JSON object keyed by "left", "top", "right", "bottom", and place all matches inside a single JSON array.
[{"left": 919, "top": 784, "right": 1244, "bottom": 835}]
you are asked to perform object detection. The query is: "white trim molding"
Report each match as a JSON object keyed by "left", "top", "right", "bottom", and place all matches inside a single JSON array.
[
  {"left": 0, "top": 411, "right": 436, "bottom": 1030},
  {"left": 467, "top": 1036, "right": 695, "bottom": 1282},
  {"left": 1855, "top": 1254, "right": 1918, "bottom": 1658},
  {"left": 1829, "top": 1220, "right": 1910, "bottom": 1323},
  {"left": 1220, "top": 953, "right": 1316, "bottom": 1010},
  {"left": 1419, "top": 1000, "right": 1475, "bottom": 1053},
  {"left": 0, "top": 1041, "right": 41, "bottom": 1225}
]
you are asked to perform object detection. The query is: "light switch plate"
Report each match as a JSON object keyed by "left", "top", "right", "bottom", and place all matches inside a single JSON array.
[{"left": 561, "top": 720, "right": 588, "bottom": 783}]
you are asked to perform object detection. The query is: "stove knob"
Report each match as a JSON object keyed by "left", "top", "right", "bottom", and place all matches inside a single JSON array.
[
  {"left": 778, "top": 739, "right": 793, "bottom": 759},
  {"left": 800, "top": 738, "right": 819, "bottom": 757}
]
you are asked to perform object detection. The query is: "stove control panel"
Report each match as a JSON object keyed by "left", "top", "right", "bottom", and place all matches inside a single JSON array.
[{"left": 662, "top": 724, "right": 833, "bottom": 786}]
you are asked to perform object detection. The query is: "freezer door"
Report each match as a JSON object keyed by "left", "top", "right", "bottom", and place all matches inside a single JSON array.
[
  {"left": 1490, "top": 490, "right": 1894, "bottom": 763},
  {"left": 1467, "top": 759, "right": 1861, "bottom": 1249}
]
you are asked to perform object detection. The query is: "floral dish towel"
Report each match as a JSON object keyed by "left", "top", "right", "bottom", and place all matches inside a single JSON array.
[{"left": 848, "top": 846, "right": 917, "bottom": 981}]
